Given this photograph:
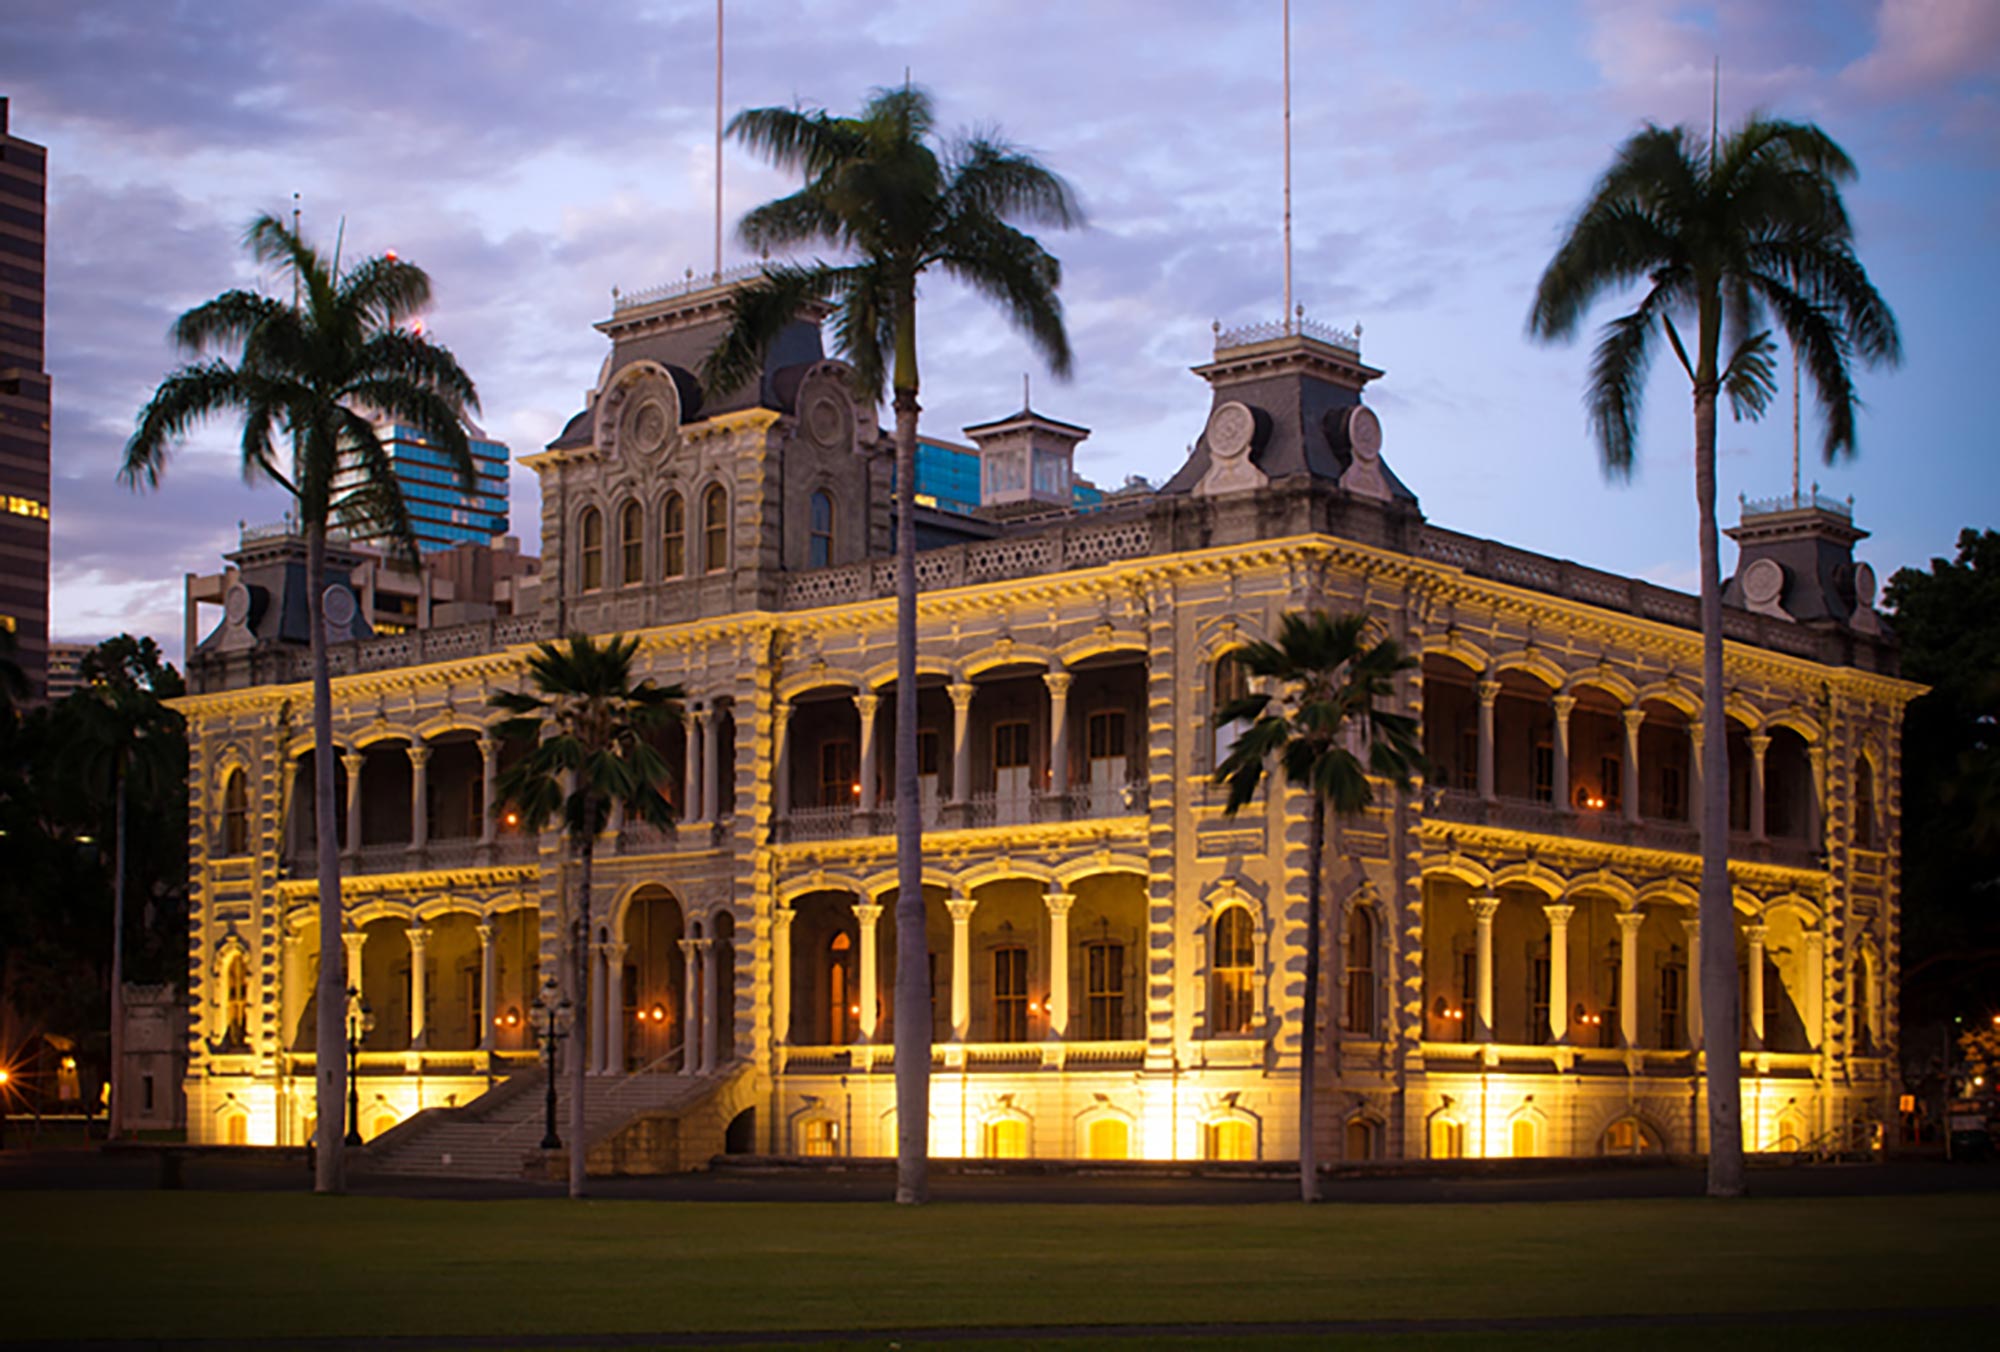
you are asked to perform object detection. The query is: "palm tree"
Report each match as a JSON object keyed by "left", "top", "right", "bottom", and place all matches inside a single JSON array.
[
  {"left": 703, "top": 84, "right": 1081, "bottom": 1204},
  {"left": 62, "top": 637, "right": 184, "bottom": 1142},
  {"left": 123, "top": 214, "right": 480, "bottom": 1191},
  {"left": 489, "top": 633, "right": 682, "bottom": 1199},
  {"left": 1215, "top": 611, "right": 1422, "bottom": 1202},
  {"left": 1528, "top": 117, "right": 1899, "bottom": 1196}
]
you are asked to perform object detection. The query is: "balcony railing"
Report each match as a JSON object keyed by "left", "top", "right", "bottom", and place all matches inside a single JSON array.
[
  {"left": 285, "top": 832, "right": 539, "bottom": 878},
  {"left": 1426, "top": 789, "right": 1822, "bottom": 869},
  {"left": 778, "top": 1039, "right": 1145, "bottom": 1074},
  {"left": 774, "top": 782, "right": 1146, "bottom": 843}
]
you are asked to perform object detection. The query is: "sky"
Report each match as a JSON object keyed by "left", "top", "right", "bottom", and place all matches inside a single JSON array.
[{"left": 6, "top": 0, "right": 1996, "bottom": 663}]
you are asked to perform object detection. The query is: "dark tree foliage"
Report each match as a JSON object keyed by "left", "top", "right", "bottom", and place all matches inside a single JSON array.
[
  {"left": 1884, "top": 528, "right": 2000, "bottom": 1027},
  {"left": 0, "top": 636, "right": 188, "bottom": 1111}
]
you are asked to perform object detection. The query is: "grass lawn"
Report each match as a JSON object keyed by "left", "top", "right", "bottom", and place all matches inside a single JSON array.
[{"left": 1, "top": 1191, "right": 1991, "bottom": 1345}]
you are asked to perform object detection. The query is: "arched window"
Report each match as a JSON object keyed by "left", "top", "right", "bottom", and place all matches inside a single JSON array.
[
  {"left": 578, "top": 507, "right": 604, "bottom": 592},
  {"left": 828, "top": 932, "right": 853, "bottom": 1043},
  {"left": 661, "top": 492, "right": 686, "bottom": 579},
  {"left": 1211, "top": 907, "right": 1255, "bottom": 1035},
  {"left": 1509, "top": 1114, "right": 1541, "bottom": 1158},
  {"left": 982, "top": 1117, "right": 1028, "bottom": 1158},
  {"left": 221, "top": 768, "right": 249, "bottom": 856},
  {"left": 619, "top": 500, "right": 644, "bottom": 585},
  {"left": 1085, "top": 1116, "right": 1131, "bottom": 1160},
  {"left": 809, "top": 489, "right": 835, "bottom": 569},
  {"left": 1344, "top": 1117, "right": 1377, "bottom": 1161},
  {"left": 223, "top": 952, "right": 249, "bottom": 1048},
  {"left": 1429, "top": 1115, "right": 1465, "bottom": 1159},
  {"left": 1854, "top": 755, "right": 1877, "bottom": 849},
  {"left": 1213, "top": 650, "right": 1251, "bottom": 768},
  {"left": 702, "top": 484, "right": 729, "bottom": 573},
  {"left": 1345, "top": 906, "right": 1377, "bottom": 1035},
  {"left": 1601, "top": 1117, "right": 1659, "bottom": 1155}
]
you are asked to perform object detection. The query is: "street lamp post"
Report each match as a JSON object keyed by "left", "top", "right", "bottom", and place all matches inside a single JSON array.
[
  {"left": 531, "top": 977, "right": 571, "bottom": 1151},
  {"left": 343, "top": 986, "right": 373, "bottom": 1147}
]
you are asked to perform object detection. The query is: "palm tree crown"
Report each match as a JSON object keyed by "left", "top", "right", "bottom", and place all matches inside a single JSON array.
[
  {"left": 701, "top": 85, "right": 1082, "bottom": 402},
  {"left": 1215, "top": 610, "right": 1422, "bottom": 1201},
  {"left": 123, "top": 213, "right": 481, "bottom": 561},
  {"left": 1528, "top": 117, "right": 1899, "bottom": 474},
  {"left": 490, "top": 633, "right": 683, "bottom": 840}
]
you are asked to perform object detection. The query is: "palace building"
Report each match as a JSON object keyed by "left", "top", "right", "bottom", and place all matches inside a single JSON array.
[{"left": 173, "top": 270, "right": 1915, "bottom": 1171}]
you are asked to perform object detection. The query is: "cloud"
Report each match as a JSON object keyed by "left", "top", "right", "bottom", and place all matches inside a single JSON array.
[{"left": 1844, "top": 0, "right": 2000, "bottom": 98}]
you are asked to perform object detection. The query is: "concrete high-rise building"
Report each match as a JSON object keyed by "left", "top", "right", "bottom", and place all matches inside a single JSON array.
[
  {"left": 332, "top": 417, "right": 511, "bottom": 554},
  {"left": 0, "top": 98, "right": 50, "bottom": 698}
]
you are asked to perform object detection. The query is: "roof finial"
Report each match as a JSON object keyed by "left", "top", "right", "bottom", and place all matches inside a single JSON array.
[{"left": 1023, "top": 371, "right": 1031, "bottom": 412}]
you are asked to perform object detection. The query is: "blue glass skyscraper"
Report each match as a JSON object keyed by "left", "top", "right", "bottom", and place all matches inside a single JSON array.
[{"left": 338, "top": 419, "right": 511, "bottom": 551}]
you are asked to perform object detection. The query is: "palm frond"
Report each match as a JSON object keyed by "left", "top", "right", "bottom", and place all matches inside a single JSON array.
[
  {"left": 171, "top": 290, "right": 286, "bottom": 356},
  {"left": 946, "top": 136, "right": 1085, "bottom": 231},
  {"left": 1586, "top": 283, "right": 1675, "bottom": 479},
  {"left": 123, "top": 363, "right": 248, "bottom": 487},
  {"left": 701, "top": 263, "right": 842, "bottom": 397},
  {"left": 934, "top": 215, "right": 1073, "bottom": 379},
  {"left": 1721, "top": 329, "right": 1779, "bottom": 422}
]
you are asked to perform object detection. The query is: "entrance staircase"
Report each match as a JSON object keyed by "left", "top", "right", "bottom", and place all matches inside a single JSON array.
[{"left": 360, "top": 1054, "right": 750, "bottom": 1180}]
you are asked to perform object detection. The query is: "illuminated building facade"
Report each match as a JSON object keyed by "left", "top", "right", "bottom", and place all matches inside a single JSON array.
[{"left": 174, "top": 275, "right": 1914, "bottom": 1169}]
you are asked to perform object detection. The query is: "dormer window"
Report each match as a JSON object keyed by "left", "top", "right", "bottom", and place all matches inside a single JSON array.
[
  {"left": 578, "top": 507, "right": 604, "bottom": 592},
  {"left": 809, "top": 490, "right": 834, "bottom": 568},
  {"left": 703, "top": 484, "right": 729, "bottom": 573}
]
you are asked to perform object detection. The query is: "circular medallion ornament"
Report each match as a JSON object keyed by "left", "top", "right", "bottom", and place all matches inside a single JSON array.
[
  {"left": 625, "top": 395, "right": 671, "bottom": 456},
  {"left": 1346, "top": 405, "right": 1383, "bottom": 463},
  {"left": 1742, "top": 557, "right": 1786, "bottom": 608},
  {"left": 805, "top": 391, "right": 847, "bottom": 449},
  {"left": 223, "top": 582, "right": 251, "bottom": 627},
  {"left": 1207, "top": 401, "right": 1255, "bottom": 462},
  {"left": 321, "top": 583, "right": 358, "bottom": 632}
]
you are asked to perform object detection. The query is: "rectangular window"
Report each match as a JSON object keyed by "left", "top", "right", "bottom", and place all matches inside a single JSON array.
[
  {"left": 917, "top": 728, "right": 940, "bottom": 776},
  {"left": 993, "top": 946, "right": 1028, "bottom": 1042},
  {"left": 1660, "top": 764, "right": 1684, "bottom": 821},
  {"left": 142, "top": 1075, "right": 155, "bottom": 1112},
  {"left": 1660, "top": 963, "right": 1683, "bottom": 1049},
  {"left": 1086, "top": 941, "right": 1124, "bottom": 1040},
  {"left": 1458, "top": 729, "right": 1478, "bottom": 791},
  {"left": 1600, "top": 756, "right": 1622, "bottom": 811},
  {"left": 1086, "top": 709, "right": 1126, "bottom": 761},
  {"left": 993, "top": 720, "right": 1031, "bottom": 771},
  {"left": 1602, "top": 957, "right": 1621, "bottom": 1048},
  {"left": 1532, "top": 740, "right": 1555, "bottom": 803},
  {"left": 1459, "top": 951, "right": 1477, "bottom": 1039},
  {"left": 818, "top": 739, "right": 856, "bottom": 809}
]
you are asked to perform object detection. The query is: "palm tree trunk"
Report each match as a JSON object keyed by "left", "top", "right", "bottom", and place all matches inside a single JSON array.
[
  {"left": 1693, "top": 377, "right": 1745, "bottom": 1197},
  {"left": 107, "top": 751, "right": 127, "bottom": 1143},
  {"left": 570, "top": 826, "right": 593, "bottom": 1200},
  {"left": 307, "top": 521, "right": 347, "bottom": 1193},
  {"left": 1298, "top": 789, "right": 1325, "bottom": 1202},
  {"left": 891, "top": 297, "right": 930, "bottom": 1204}
]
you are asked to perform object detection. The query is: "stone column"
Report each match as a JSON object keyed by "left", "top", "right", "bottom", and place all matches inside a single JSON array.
[
  {"left": 588, "top": 938, "right": 607, "bottom": 1072},
  {"left": 479, "top": 736, "right": 498, "bottom": 845},
  {"left": 1045, "top": 670, "right": 1072, "bottom": 801},
  {"left": 772, "top": 906, "right": 795, "bottom": 1045},
  {"left": 342, "top": 752, "right": 364, "bottom": 856},
  {"left": 604, "top": 940, "right": 627, "bottom": 1073},
  {"left": 1621, "top": 709, "right": 1644, "bottom": 824},
  {"left": 855, "top": 693, "right": 880, "bottom": 814},
  {"left": 407, "top": 741, "right": 430, "bottom": 852},
  {"left": 1045, "top": 889, "right": 1076, "bottom": 1040},
  {"left": 1551, "top": 693, "right": 1576, "bottom": 811},
  {"left": 1472, "top": 892, "right": 1500, "bottom": 1042},
  {"left": 772, "top": 700, "right": 793, "bottom": 821},
  {"left": 684, "top": 709, "right": 706, "bottom": 825},
  {"left": 343, "top": 929, "right": 368, "bottom": 1004},
  {"left": 948, "top": 681, "right": 975, "bottom": 804},
  {"left": 1687, "top": 721, "right": 1705, "bottom": 823},
  {"left": 852, "top": 902, "right": 883, "bottom": 1044},
  {"left": 1749, "top": 733, "right": 1771, "bottom": 842},
  {"left": 407, "top": 926, "right": 431, "bottom": 1049},
  {"left": 712, "top": 936, "right": 728, "bottom": 1072},
  {"left": 1477, "top": 680, "right": 1499, "bottom": 803},
  {"left": 703, "top": 703, "right": 724, "bottom": 822},
  {"left": 678, "top": 937, "right": 701, "bottom": 1073},
  {"left": 947, "top": 892, "right": 977, "bottom": 1041},
  {"left": 1682, "top": 916, "right": 1702, "bottom": 1051},
  {"left": 1745, "top": 924, "right": 1767, "bottom": 1050},
  {"left": 1543, "top": 903, "right": 1574, "bottom": 1044},
  {"left": 476, "top": 921, "right": 497, "bottom": 1051},
  {"left": 1803, "top": 930, "right": 1826, "bottom": 1049},
  {"left": 1616, "top": 910, "right": 1643, "bottom": 1049}
]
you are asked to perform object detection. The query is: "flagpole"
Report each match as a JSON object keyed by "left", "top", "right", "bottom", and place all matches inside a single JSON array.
[
  {"left": 1282, "top": 0, "right": 1294, "bottom": 332},
  {"left": 714, "top": 0, "right": 725, "bottom": 282}
]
